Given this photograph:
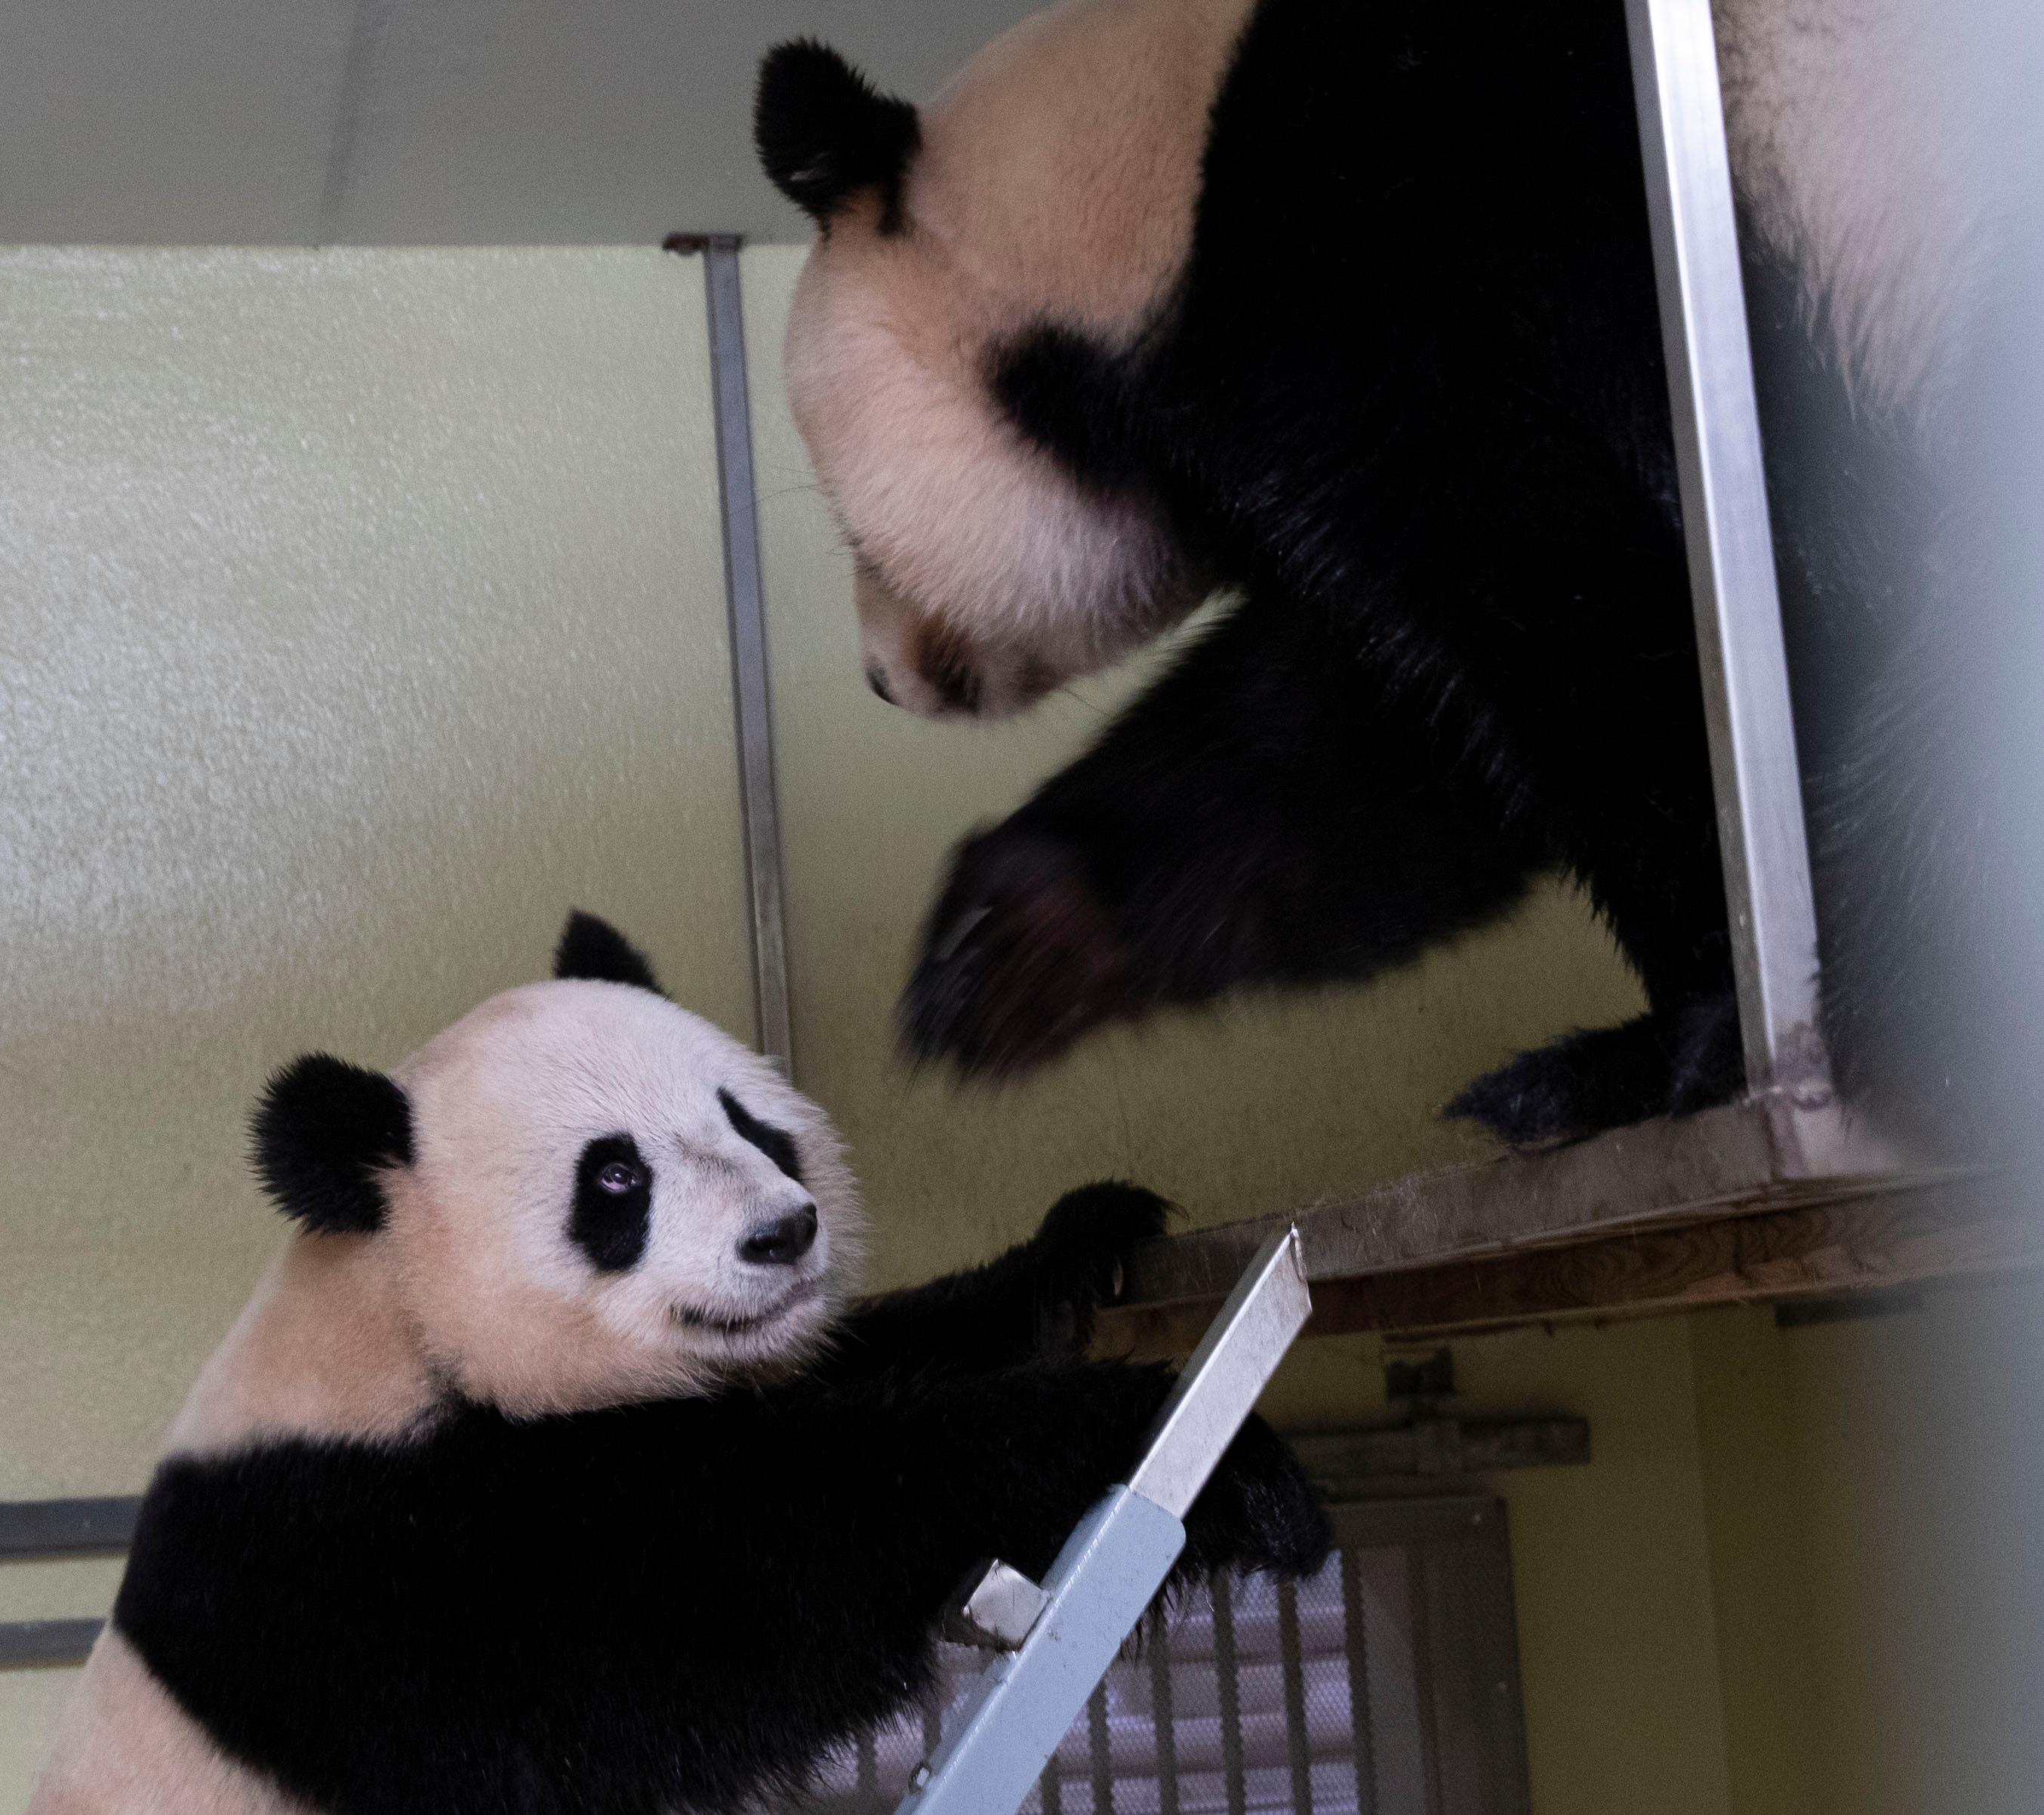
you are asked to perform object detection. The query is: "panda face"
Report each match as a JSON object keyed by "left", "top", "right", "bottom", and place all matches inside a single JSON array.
[
  {"left": 380, "top": 978, "right": 860, "bottom": 1415},
  {"left": 785, "top": 224, "right": 1202, "bottom": 725},
  {"left": 760, "top": 2, "right": 1248, "bottom": 721}
]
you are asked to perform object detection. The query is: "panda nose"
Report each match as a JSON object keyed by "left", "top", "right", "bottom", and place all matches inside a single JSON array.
[{"left": 739, "top": 1204, "right": 818, "bottom": 1267}]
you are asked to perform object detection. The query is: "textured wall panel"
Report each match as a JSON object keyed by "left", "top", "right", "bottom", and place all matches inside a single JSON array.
[{"left": 0, "top": 246, "right": 749, "bottom": 1511}]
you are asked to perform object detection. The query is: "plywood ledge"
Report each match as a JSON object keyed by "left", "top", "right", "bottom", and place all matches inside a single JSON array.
[{"left": 1100, "top": 1095, "right": 2002, "bottom": 1353}]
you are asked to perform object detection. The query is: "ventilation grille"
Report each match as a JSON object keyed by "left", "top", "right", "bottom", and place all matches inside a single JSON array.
[{"left": 805, "top": 1497, "right": 1528, "bottom": 1815}]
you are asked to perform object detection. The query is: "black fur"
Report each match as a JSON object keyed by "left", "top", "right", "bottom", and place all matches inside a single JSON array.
[
  {"left": 249, "top": 1055, "right": 412, "bottom": 1234},
  {"left": 756, "top": 41, "right": 921, "bottom": 233},
  {"left": 835, "top": 1181, "right": 1173, "bottom": 1370},
  {"left": 992, "top": 326, "right": 1158, "bottom": 499},
  {"left": 888, "top": 0, "right": 1923, "bottom": 1144},
  {"left": 112, "top": 1186, "right": 1326, "bottom": 1815},
  {"left": 718, "top": 1087, "right": 804, "bottom": 1185},
  {"left": 569, "top": 1134, "right": 653, "bottom": 1272},
  {"left": 553, "top": 910, "right": 665, "bottom": 995}
]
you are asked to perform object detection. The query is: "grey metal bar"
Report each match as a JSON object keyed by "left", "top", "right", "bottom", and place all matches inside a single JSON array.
[
  {"left": 1328, "top": 1498, "right": 1516, "bottom": 1552},
  {"left": 1085, "top": 1684, "right": 1115, "bottom": 1813},
  {"left": 1209, "top": 1572, "right": 1248, "bottom": 1815},
  {"left": 1276, "top": 1576, "right": 1315, "bottom": 1815},
  {"left": 701, "top": 235, "right": 794, "bottom": 1070},
  {"left": 0, "top": 1496, "right": 140, "bottom": 1559},
  {"left": 1406, "top": 1545, "right": 1445, "bottom": 1815},
  {"left": 1147, "top": 1608, "right": 1181, "bottom": 1815},
  {"left": 1039, "top": 1751, "right": 1064, "bottom": 1815},
  {"left": 1291, "top": 1418, "right": 1590, "bottom": 1491},
  {"left": 1622, "top": 0, "right": 1828, "bottom": 1097},
  {"left": 1338, "top": 1546, "right": 1378, "bottom": 1815},
  {"left": 0, "top": 1618, "right": 101, "bottom": 1669},
  {"left": 1458, "top": 1504, "right": 1534, "bottom": 1815},
  {"left": 894, "top": 1228, "right": 1309, "bottom": 1815},
  {"left": 1128, "top": 1229, "right": 1310, "bottom": 1518}
]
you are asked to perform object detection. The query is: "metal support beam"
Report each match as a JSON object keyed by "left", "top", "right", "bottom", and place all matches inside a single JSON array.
[
  {"left": 0, "top": 1619, "right": 101, "bottom": 1669},
  {"left": 0, "top": 1496, "right": 139, "bottom": 1560},
  {"left": 1623, "top": 0, "right": 1829, "bottom": 1099},
  {"left": 700, "top": 235, "right": 794, "bottom": 1070}
]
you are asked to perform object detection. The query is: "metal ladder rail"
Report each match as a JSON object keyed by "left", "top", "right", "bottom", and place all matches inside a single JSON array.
[
  {"left": 1623, "top": 0, "right": 1830, "bottom": 1102},
  {"left": 894, "top": 1225, "right": 1313, "bottom": 1815}
]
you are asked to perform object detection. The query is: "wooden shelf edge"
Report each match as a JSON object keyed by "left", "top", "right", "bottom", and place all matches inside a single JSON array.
[
  {"left": 1116, "top": 1092, "right": 1969, "bottom": 1314},
  {"left": 1100, "top": 1179, "right": 2035, "bottom": 1356}
]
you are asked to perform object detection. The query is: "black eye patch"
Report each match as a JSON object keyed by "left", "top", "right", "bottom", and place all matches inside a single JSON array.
[
  {"left": 570, "top": 1134, "right": 652, "bottom": 1273},
  {"left": 717, "top": 1089, "right": 804, "bottom": 1186}
]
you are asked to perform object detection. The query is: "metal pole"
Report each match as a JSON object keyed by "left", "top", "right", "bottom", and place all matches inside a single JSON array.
[
  {"left": 896, "top": 1228, "right": 1312, "bottom": 1815},
  {"left": 700, "top": 236, "right": 794, "bottom": 1071},
  {"left": 1623, "top": 0, "right": 1830, "bottom": 1099}
]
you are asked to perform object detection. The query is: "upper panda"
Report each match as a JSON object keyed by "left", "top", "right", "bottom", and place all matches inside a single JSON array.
[
  {"left": 756, "top": 0, "right": 1999, "bottom": 1145},
  {"left": 32, "top": 912, "right": 1326, "bottom": 1815}
]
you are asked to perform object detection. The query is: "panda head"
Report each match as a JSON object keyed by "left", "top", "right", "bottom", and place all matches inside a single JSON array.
[
  {"left": 754, "top": 9, "right": 1243, "bottom": 721},
  {"left": 248, "top": 913, "right": 860, "bottom": 1415}
]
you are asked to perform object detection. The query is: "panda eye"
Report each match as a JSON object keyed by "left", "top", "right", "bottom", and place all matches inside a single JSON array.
[{"left": 597, "top": 1160, "right": 640, "bottom": 1194}]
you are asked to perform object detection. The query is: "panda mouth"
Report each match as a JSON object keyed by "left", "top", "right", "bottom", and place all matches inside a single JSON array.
[{"left": 669, "top": 1278, "right": 821, "bottom": 1336}]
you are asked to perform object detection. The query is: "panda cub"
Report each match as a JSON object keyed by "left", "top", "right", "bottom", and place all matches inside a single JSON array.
[{"left": 32, "top": 913, "right": 1326, "bottom": 1815}]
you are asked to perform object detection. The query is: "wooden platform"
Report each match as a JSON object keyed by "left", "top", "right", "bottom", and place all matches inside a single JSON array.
[{"left": 1099, "top": 1093, "right": 2026, "bottom": 1354}]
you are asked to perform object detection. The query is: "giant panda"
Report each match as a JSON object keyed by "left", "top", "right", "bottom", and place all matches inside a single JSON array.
[
  {"left": 752, "top": 0, "right": 1999, "bottom": 1147},
  {"left": 30, "top": 911, "right": 1326, "bottom": 1815}
]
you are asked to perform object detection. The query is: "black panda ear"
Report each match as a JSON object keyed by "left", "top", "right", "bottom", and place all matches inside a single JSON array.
[
  {"left": 250, "top": 1055, "right": 412, "bottom": 1234},
  {"left": 755, "top": 39, "right": 921, "bottom": 231},
  {"left": 553, "top": 911, "right": 666, "bottom": 996}
]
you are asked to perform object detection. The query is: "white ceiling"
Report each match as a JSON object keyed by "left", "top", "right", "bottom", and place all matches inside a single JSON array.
[{"left": 0, "top": 0, "right": 1042, "bottom": 246}]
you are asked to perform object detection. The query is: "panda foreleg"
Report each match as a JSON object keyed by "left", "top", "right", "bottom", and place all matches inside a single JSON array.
[
  {"left": 900, "top": 593, "right": 1547, "bottom": 1079},
  {"left": 828, "top": 1182, "right": 1171, "bottom": 1379},
  {"left": 665, "top": 1364, "right": 1328, "bottom": 1796}
]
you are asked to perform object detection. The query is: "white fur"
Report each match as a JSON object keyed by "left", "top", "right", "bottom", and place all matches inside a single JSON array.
[
  {"left": 29, "top": 1632, "right": 303, "bottom": 1815},
  {"left": 1717, "top": 0, "right": 2013, "bottom": 414},
  {"left": 33, "top": 976, "right": 864, "bottom": 1811}
]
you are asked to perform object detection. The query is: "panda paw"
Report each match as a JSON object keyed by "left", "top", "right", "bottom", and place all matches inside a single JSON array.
[
  {"left": 1026, "top": 1182, "right": 1172, "bottom": 1353},
  {"left": 1181, "top": 1415, "right": 1331, "bottom": 1580},
  {"left": 900, "top": 827, "right": 1131, "bottom": 1080},
  {"left": 1445, "top": 996, "right": 1744, "bottom": 1146}
]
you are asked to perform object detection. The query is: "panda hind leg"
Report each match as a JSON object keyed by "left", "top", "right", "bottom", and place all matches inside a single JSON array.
[{"left": 1445, "top": 992, "right": 1744, "bottom": 1148}]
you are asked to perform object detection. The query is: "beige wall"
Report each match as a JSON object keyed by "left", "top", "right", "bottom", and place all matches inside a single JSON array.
[
  {"left": 0, "top": 245, "right": 753, "bottom": 1798},
  {"left": 1692, "top": 1283, "right": 2044, "bottom": 1815}
]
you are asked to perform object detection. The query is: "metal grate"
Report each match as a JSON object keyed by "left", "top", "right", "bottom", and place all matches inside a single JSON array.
[{"left": 803, "top": 1499, "right": 1528, "bottom": 1815}]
